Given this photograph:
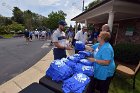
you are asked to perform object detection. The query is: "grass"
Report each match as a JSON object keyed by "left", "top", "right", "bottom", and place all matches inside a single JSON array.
[
  {"left": 109, "top": 71, "right": 140, "bottom": 93},
  {"left": 0, "top": 34, "right": 15, "bottom": 38}
]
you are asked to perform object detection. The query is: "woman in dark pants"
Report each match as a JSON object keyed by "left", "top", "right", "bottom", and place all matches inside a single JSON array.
[{"left": 86, "top": 31, "right": 115, "bottom": 93}]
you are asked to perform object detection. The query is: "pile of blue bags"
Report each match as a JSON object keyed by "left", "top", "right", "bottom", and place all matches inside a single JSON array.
[
  {"left": 73, "top": 63, "right": 94, "bottom": 77},
  {"left": 46, "top": 60, "right": 73, "bottom": 82},
  {"left": 75, "top": 41, "right": 85, "bottom": 51},
  {"left": 62, "top": 73, "right": 90, "bottom": 93},
  {"left": 46, "top": 42, "right": 94, "bottom": 93}
]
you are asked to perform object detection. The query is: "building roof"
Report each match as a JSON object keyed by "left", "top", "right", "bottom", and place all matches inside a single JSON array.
[{"left": 71, "top": 0, "right": 140, "bottom": 21}]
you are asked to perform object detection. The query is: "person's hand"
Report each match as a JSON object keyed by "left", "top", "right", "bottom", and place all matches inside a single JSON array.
[
  {"left": 85, "top": 45, "right": 93, "bottom": 52},
  {"left": 85, "top": 40, "right": 89, "bottom": 44},
  {"left": 87, "top": 57, "right": 95, "bottom": 62},
  {"left": 66, "top": 46, "right": 73, "bottom": 50}
]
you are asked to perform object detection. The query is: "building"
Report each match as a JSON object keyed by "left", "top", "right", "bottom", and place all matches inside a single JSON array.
[{"left": 71, "top": 0, "right": 140, "bottom": 44}]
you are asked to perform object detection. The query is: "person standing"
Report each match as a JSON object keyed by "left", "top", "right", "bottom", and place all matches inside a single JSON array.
[
  {"left": 35, "top": 30, "right": 39, "bottom": 39},
  {"left": 101, "top": 24, "right": 110, "bottom": 32},
  {"left": 52, "top": 20, "right": 72, "bottom": 60},
  {"left": 74, "top": 26, "right": 88, "bottom": 53},
  {"left": 101, "top": 24, "right": 116, "bottom": 45},
  {"left": 47, "top": 30, "right": 51, "bottom": 40},
  {"left": 68, "top": 28, "right": 74, "bottom": 45},
  {"left": 93, "top": 28, "right": 100, "bottom": 43},
  {"left": 86, "top": 31, "right": 115, "bottom": 93},
  {"left": 24, "top": 29, "right": 30, "bottom": 44},
  {"left": 29, "top": 31, "right": 33, "bottom": 41},
  {"left": 41, "top": 30, "right": 46, "bottom": 40}
]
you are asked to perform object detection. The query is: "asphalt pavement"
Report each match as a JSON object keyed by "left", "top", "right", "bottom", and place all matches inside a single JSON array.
[{"left": 0, "top": 37, "right": 52, "bottom": 85}]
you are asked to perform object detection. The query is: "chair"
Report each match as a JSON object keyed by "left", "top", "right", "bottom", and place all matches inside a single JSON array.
[{"left": 116, "top": 61, "right": 140, "bottom": 89}]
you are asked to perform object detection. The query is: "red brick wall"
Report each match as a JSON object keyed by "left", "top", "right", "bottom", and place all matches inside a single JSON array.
[
  {"left": 94, "top": 18, "right": 140, "bottom": 44},
  {"left": 116, "top": 18, "right": 140, "bottom": 44}
]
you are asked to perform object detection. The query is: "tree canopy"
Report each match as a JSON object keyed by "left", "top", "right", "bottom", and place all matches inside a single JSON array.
[
  {"left": 0, "top": 7, "right": 67, "bottom": 34},
  {"left": 12, "top": 7, "right": 24, "bottom": 24},
  {"left": 46, "top": 10, "right": 67, "bottom": 30},
  {"left": 85, "top": 0, "right": 101, "bottom": 11}
]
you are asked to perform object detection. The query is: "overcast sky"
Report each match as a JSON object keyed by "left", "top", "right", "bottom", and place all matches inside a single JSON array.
[{"left": 0, "top": 0, "right": 93, "bottom": 26}]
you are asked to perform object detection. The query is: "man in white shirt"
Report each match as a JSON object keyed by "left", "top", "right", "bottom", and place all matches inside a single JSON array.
[
  {"left": 74, "top": 26, "right": 88, "bottom": 53},
  {"left": 75, "top": 26, "right": 88, "bottom": 43},
  {"left": 34, "top": 30, "right": 39, "bottom": 39},
  {"left": 52, "top": 20, "right": 72, "bottom": 60},
  {"left": 41, "top": 30, "right": 46, "bottom": 40}
]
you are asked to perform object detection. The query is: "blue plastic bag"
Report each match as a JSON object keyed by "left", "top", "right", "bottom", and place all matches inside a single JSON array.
[
  {"left": 62, "top": 73, "right": 90, "bottom": 93},
  {"left": 67, "top": 56, "right": 81, "bottom": 62},
  {"left": 73, "top": 54, "right": 85, "bottom": 59},
  {"left": 61, "top": 56, "right": 81, "bottom": 68},
  {"left": 46, "top": 60, "right": 73, "bottom": 82},
  {"left": 73, "top": 63, "right": 94, "bottom": 76},
  {"left": 79, "top": 59, "right": 93, "bottom": 66},
  {"left": 78, "top": 51, "right": 92, "bottom": 57},
  {"left": 75, "top": 41, "right": 85, "bottom": 51},
  {"left": 61, "top": 58, "right": 77, "bottom": 68}
]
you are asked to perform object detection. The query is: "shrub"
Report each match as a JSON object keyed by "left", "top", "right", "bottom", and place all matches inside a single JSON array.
[
  {"left": 0, "top": 36, "right": 4, "bottom": 39},
  {"left": 113, "top": 43, "right": 140, "bottom": 65}
]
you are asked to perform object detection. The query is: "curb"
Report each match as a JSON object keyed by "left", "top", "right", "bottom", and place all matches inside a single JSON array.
[
  {"left": 0, "top": 50, "right": 54, "bottom": 93},
  {"left": 0, "top": 49, "right": 74, "bottom": 93}
]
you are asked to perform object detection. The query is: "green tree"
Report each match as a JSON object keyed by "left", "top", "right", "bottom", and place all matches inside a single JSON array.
[
  {"left": 11, "top": 7, "right": 48, "bottom": 30},
  {"left": 88, "top": 24, "right": 94, "bottom": 33},
  {"left": 0, "top": 16, "right": 5, "bottom": 26},
  {"left": 23, "top": 10, "right": 47, "bottom": 30},
  {"left": 46, "top": 10, "right": 67, "bottom": 30},
  {"left": 12, "top": 7, "right": 24, "bottom": 24},
  {"left": 0, "top": 16, "right": 12, "bottom": 34},
  {"left": 8, "top": 22, "right": 24, "bottom": 32},
  {"left": 0, "top": 26, "right": 5, "bottom": 34},
  {"left": 85, "top": 0, "right": 101, "bottom": 10},
  {"left": 0, "top": 16, "right": 12, "bottom": 26},
  {"left": 32, "top": 13, "right": 42, "bottom": 29},
  {"left": 23, "top": 10, "right": 33, "bottom": 30},
  {"left": 5, "top": 17, "right": 12, "bottom": 25}
]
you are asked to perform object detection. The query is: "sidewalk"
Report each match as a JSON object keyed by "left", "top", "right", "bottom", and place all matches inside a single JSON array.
[{"left": 0, "top": 49, "right": 74, "bottom": 93}]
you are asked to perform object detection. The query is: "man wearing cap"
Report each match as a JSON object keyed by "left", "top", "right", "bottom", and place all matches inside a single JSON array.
[
  {"left": 74, "top": 26, "right": 88, "bottom": 53},
  {"left": 52, "top": 20, "right": 72, "bottom": 60},
  {"left": 24, "top": 29, "right": 30, "bottom": 44}
]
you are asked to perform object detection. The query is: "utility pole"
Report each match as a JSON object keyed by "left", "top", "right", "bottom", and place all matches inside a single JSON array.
[{"left": 82, "top": 0, "right": 84, "bottom": 12}]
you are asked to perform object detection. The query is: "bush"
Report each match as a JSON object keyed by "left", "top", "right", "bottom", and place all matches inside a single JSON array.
[
  {"left": 0, "top": 36, "right": 4, "bottom": 39},
  {"left": 113, "top": 43, "right": 140, "bottom": 65}
]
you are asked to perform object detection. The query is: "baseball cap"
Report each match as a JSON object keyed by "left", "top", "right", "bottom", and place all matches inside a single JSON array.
[{"left": 58, "top": 20, "right": 67, "bottom": 26}]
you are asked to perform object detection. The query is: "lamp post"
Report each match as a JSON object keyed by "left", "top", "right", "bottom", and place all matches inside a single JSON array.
[{"left": 82, "top": 0, "right": 85, "bottom": 12}]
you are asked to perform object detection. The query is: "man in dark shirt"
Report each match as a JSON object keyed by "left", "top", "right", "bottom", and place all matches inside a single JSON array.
[{"left": 24, "top": 29, "right": 30, "bottom": 44}]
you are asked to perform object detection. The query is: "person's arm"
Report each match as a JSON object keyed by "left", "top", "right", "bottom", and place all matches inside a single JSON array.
[
  {"left": 74, "top": 31, "right": 79, "bottom": 41},
  {"left": 87, "top": 57, "right": 110, "bottom": 65},
  {"left": 53, "top": 42, "right": 72, "bottom": 50},
  {"left": 85, "top": 32, "right": 88, "bottom": 43},
  {"left": 87, "top": 48, "right": 112, "bottom": 65},
  {"left": 85, "top": 43, "right": 99, "bottom": 51},
  {"left": 85, "top": 45, "right": 94, "bottom": 51}
]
